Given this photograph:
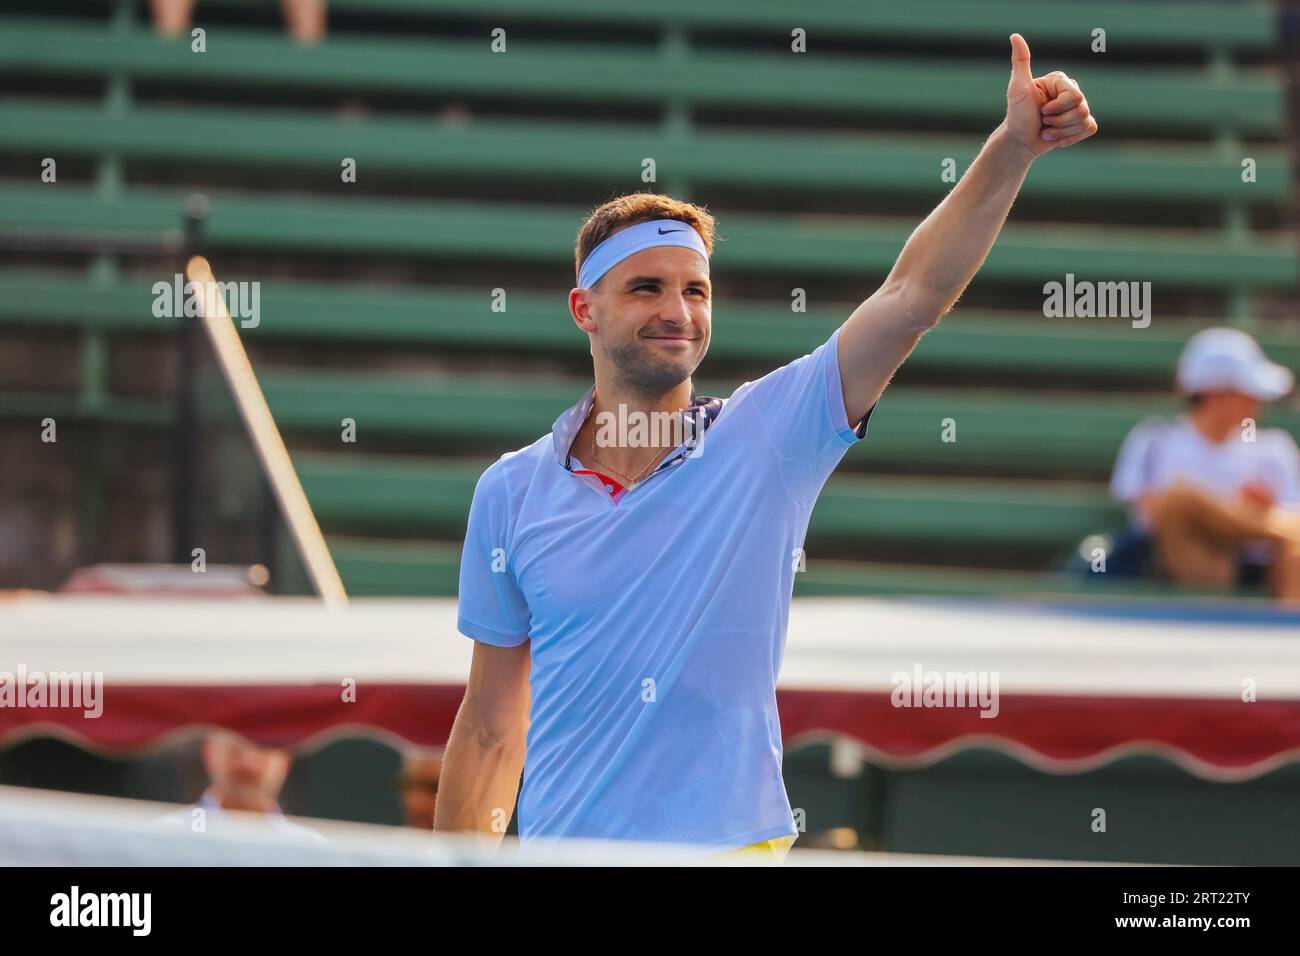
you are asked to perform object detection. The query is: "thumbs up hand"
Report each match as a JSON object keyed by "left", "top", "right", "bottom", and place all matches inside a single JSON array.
[{"left": 1005, "top": 33, "right": 1097, "bottom": 158}]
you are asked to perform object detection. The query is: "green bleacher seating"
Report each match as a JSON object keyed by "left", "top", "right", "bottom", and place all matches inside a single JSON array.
[{"left": 1, "top": 0, "right": 1293, "bottom": 598}]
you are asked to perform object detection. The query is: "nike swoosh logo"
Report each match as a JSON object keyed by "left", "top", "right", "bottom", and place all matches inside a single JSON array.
[{"left": 658, "top": 227, "right": 684, "bottom": 234}]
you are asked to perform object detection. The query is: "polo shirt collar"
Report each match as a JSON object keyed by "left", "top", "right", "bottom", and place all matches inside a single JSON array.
[{"left": 552, "top": 384, "right": 724, "bottom": 469}]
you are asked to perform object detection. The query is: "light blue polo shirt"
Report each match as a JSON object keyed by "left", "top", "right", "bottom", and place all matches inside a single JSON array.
[{"left": 456, "top": 324, "right": 871, "bottom": 849}]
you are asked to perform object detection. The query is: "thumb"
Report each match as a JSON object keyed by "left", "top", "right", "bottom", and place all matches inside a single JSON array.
[{"left": 1009, "top": 33, "right": 1033, "bottom": 87}]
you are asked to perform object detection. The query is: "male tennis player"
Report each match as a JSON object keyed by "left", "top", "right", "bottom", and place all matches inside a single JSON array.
[{"left": 435, "top": 35, "right": 1097, "bottom": 858}]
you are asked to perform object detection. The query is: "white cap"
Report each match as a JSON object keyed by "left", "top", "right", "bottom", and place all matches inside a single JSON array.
[{"left": 1176, "top": 327, "right": 1294, "bottom": 401}]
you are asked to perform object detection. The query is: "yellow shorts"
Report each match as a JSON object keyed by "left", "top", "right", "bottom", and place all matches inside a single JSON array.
[{"left": 714, "top": 834, "right": 797, "bottom": 863}]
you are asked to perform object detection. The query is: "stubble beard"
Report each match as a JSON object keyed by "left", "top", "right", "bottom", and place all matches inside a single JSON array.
[{"left": 601, "top": 333, "right": 698, "bottom": 401}]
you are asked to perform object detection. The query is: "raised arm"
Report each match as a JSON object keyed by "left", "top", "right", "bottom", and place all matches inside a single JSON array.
[{"left": 838, "top": 33, "right": 1098, "bottom": 427}]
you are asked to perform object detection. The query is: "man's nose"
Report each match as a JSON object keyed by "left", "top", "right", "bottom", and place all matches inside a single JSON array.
[{"left": 659, "top": 296, "right": 691, "bottom": 324}]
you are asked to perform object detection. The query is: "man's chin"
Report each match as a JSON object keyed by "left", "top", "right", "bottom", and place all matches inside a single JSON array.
[{"left": 637, "top": 354, "right": 699, "bottom": 385}]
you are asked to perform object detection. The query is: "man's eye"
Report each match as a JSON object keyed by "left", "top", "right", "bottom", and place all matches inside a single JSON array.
[{"left": 634, "top": 285, "right": 706, "bottom": 296}]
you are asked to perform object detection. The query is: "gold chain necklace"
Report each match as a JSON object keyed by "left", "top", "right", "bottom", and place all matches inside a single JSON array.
[
  {"left": 583, "top": 399, "right": 675, "bottom": 490},
  {"left": 588, "top": 430, "right": 670, "bottom": 490}
]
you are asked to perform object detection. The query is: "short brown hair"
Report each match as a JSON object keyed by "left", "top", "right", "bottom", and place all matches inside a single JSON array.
[{"left": 574, "top": 192, "right": 718, "bottom": 288}]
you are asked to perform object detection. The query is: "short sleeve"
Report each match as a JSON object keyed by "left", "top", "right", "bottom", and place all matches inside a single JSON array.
[
  {"left": 1260, "top": 429, "right": 1300, "bottom": 509},
  {"left": 731, "top": 324, "right": 871, "bottom": 503},
  {"left": 456, "top": 463, "right": 531, "bottom": 647},
  {"left": 1109, "top": 418, "right": 1165, "bottom": 503}
]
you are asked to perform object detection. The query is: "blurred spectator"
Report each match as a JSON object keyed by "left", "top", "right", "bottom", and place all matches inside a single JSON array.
[
  {"left": 154, "top": 731, "right": 325, "bottom": 842},
  {"left": 397, "top": 746, "right": 443, "bottom": 830},
  {"left": 1110, "top": 327, "right": 1300, "bottom": 601},
  {"left": 151, "top": 0, "right": 327, "bottom": 44}
]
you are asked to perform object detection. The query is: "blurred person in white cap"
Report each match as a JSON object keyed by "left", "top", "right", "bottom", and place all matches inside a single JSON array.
[{"left": 1110, "top": 327, "right": 1300, "bottom": 601}]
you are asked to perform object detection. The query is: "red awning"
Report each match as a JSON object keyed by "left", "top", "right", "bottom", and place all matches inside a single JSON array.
[{"left": 3, "top": 594, "right": 1299, "bottom": 781}]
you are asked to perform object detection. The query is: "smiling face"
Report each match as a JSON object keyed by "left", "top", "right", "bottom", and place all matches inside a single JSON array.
[{"left": 572, "top": 244, "right": 712, "bottom": 399}]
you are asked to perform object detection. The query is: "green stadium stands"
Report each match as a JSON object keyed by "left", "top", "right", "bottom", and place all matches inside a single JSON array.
[
  {"left": 0, "top": 0, "right": 1294, "bottom": 599},
  {"left": 9, "top": 273, "right": 1300, "bottom": 374}
]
